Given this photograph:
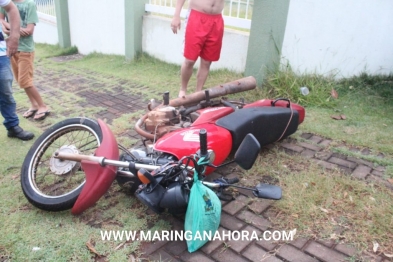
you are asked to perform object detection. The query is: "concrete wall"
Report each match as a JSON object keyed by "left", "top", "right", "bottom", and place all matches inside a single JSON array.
[
  {"left": 142, "top": 15, "right": 249, "bottom": 72},
  {"left": 281, "top": 0, "right": 393, "bottom": 77},
  {"left": 33, "top": 0, "right": 393, "bottom": 78},
  {"left": 34, "top": 12, "right": 58, "bottom": 45},
  {"left": 67, "top": 0, "right": 125, "bottom": 55}
]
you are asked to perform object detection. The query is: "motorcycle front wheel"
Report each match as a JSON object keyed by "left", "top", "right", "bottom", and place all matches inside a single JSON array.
[{"left": 21, "top": 118, "right": 103, "bottom": 212}]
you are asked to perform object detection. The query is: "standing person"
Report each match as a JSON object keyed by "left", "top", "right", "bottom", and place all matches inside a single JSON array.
[
  {"left": 0, "top": 0, "right": 50, "bottom": 121},
  {"left": 171, "top": 0, "right": 225, "bottom": 97},
  {"left": 0, "top": 0, "right": 33, "bottom": 140}
]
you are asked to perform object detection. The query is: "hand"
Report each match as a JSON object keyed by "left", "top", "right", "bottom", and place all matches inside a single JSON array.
[
  {"left": 171, "top": 17, "right": 181, "bottom": 34},
  {"left": 1, "top": 24, "right": 10, "bottom": 35},
  {"left": 6, "top": 35, "right": 19, "bottom": 57},
  {"left": 20, "top": 28, "right": 29, "bottom": 36}
]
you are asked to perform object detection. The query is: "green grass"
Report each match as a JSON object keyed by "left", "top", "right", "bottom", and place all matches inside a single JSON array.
[
  {"left": 35, "top": 46, "right": 243, "bottom": 101},
  {"left": 261, "top": 67, "right": 393, "bottom": 176},
  {"left": 242, "top": 149, "right": 393, "bottom": 256},
  {"left": 35, "top": 44, "right": 78, "bottom": 58},
  {"left": 1, "top": 43, "right": 392, "bottom": 260}
]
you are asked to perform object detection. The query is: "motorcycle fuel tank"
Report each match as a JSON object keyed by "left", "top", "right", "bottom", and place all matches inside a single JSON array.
[
  {"left": 192, "top": 106, "right": 234, "bottom": 126},
  {"left": 154, "top": 124, "right": 232, "bottom": 174}
]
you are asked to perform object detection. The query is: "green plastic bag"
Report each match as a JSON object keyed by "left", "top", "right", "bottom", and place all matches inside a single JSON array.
[{"left": 185, "top": 157, "right": 221, "bottom": 252}]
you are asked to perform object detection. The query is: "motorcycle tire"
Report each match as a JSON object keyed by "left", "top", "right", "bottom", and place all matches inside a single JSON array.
[{"left": 21, "top": 117, "right": 103, "bottom": 212}]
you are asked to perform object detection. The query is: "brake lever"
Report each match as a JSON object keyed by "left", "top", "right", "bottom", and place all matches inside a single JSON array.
[{"left": 213, "top": 177, "right": 240, "bottom": 188}]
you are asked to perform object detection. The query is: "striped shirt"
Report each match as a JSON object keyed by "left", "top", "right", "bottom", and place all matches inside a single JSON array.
[{"left": 0, "top": 0, "right": 11, "bottom": 56}]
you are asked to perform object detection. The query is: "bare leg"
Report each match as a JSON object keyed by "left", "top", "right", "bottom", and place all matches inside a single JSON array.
[
  {"left": 196, "top": 58, "right": 212, "bottom": 92},
  {"left": 179, "top": 58, "right": 196, "bottom": 97},
  {"left": 23, "top": 86, "right": 49, "bottom": 119}
]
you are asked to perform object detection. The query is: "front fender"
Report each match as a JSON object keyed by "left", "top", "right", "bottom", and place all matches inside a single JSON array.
[{"left": 71, "top": 119, "right": 119, "bottom": 215}]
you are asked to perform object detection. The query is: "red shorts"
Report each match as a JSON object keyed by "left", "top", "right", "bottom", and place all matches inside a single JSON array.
[{"left": 184, "top": 9, "right": 224, "bottom": 62}]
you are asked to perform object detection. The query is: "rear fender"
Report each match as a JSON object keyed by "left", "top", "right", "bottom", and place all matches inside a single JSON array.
[{"left": 71, "top": 119, "right": 119, "bottom": 215}]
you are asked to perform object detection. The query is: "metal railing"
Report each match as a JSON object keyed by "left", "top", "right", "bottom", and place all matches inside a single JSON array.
[
  {"left": 146, "top": 0, "right": 252, "bottom": 29},
  {"left": 34, "top": 0, "right": 56, "bottom": 17},
  {"left": 32, "top": 0, "right": 251, "bottom": 28}
]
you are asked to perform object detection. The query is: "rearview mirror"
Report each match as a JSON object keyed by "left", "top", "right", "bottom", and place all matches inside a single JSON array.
[
  {"left": 234, "top": 134, "right": 261, "bottom": 170},
  {"left": 253, "top": 183, "right": 282, "bottom": 200}
]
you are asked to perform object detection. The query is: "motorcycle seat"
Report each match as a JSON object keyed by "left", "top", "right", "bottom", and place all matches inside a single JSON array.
[{"left": 216, "top": 107, "right": 299, "bottom": 149}]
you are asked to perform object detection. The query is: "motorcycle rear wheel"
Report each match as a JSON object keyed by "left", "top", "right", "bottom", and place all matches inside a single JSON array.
[{"left": 21, "top": 118, "right": 102, "bottom": 212}]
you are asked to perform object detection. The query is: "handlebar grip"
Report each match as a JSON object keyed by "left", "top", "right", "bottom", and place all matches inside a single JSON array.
[
  {"left": 163, "top": 91, "right": 169, "bottom": 105},
  {"left": 225, "top": 177, "right": 239, "bottom": 184},
  {"left": 199, "top": 129, "right": 208, "bottom": 156},
  {"left": 205, "top": 90, "right": 210, "bottom": 103},
  {"left": 183, "top": 104, "right": 202, "bottom": 116},
  {"left": 221, "top": 99, "right": 237, "bottom": 110}
]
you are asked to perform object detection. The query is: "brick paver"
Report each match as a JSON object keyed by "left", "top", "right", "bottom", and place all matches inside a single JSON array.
[
  {"left": 236, "top": 210, "right": 271, "bottom": 231},
  {"left": 305, "top": 241, "right": 348, "bottom": 262},
  {"left": 352, "top": 165, "right": 372, "bottom": 179},
  {"left": 220, "top": 212, "right": 245, "bottom": 231},
  {"left": 29, "top": 55, "right": 391, "bottom": 262},
  {"left": 290, "top": 237, "right": 309, "bottom": 249},
  {"left": 242, "top": 244, "right": 282, "bottom": 262},
  {"left": 247, "top": 199, "right": 272, "bottom": 214},
  {"left": 334, "top": 243, "right": 359, "bottom": 257},
  {"left": 277, "top": 244, "right": 319, "bottom": 262}
]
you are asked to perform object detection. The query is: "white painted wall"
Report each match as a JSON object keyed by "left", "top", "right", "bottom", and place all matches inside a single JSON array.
[
  {"left": 33, "top": 1, "right": 393, "bottom": 78},
  {"left": 34, "top": 12, "right": 58, "bottom": 45},
  {"left": 142, "top": 15, "right": 249, "bottom": 73},
  {"left": 67, "top": 0, "right": 125, "bottom": 55},
  {"left": 281, "top": 0, "right": 393, "bottom": 77}
]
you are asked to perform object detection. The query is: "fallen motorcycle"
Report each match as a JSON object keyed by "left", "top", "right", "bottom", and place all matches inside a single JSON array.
[{"left": 20, "top": 76, "right": 305, "bottom": 215}]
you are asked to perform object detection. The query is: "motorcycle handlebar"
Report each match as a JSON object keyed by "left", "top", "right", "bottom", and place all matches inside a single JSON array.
[
  {"left": 163, "top": 91, "right": 170, "bottom": 105},
  {"left": 225, "top": 177, "right": 240, "bottom": 184},
  {"left": 181, "top": 104, "right": 202, "bottom": 116},
  {"left": 220, "top": 98, "right": 238, "bottom": 110},
  {"left": 199, "top": 129, "right": 208, "bottom": 157}
]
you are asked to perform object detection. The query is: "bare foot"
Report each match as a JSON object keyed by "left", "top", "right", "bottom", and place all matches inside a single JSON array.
[
  {"left": 23, "top": 108, "right": 38, "bottom": 118},
  {"left": 34, "top": 106, "right": 51, "bottom": 120},
  {"left": 178, "top": 89, "right": 186, "bottom": 98}
]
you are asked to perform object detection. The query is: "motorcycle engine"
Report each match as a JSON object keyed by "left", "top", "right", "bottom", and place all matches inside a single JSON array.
[{"left": 144, "top": 105, "right": 181, "bottom": 138}]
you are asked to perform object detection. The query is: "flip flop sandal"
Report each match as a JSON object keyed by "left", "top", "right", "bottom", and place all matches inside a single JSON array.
[
  {"left": 34, "top": 111, "right": 51, "bottom": 121},
  {"left": 23, "top": 109, "right": 38, "bottom": 118}
]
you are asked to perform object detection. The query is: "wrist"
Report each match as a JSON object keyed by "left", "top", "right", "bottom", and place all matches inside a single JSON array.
[{"left": 8, "top": 34, "right": 20, "bottom": 40}]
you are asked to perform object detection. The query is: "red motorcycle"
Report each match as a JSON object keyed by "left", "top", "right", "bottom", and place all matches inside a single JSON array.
[{"left": 20, "top": 77, "right": 305, "bottom": 215}]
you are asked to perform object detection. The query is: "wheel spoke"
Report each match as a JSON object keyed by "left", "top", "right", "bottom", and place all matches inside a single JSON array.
[{"left": 30, "top": 125, "right": 100, "bottom": 197}]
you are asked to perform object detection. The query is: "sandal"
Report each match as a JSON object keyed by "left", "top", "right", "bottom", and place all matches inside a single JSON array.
[
  {"left": 34, "top": 111, "right": 51, "bottom": 121},
  {"left": 23, "top": 109, "right": 38, "bottom": 118}
]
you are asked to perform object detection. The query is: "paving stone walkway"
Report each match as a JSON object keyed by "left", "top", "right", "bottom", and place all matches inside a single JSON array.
[{"left": 25, "top": 56, "right": 392, "bottom": 262}]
